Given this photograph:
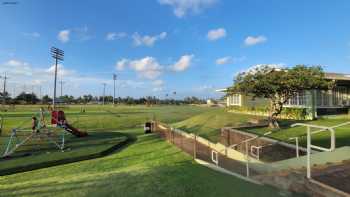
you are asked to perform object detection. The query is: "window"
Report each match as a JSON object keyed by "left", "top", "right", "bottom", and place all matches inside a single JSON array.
[
  {"left": 333, "top": 87, "right": 347, "bottom": 106},
  {"left": 316, "top": 90, "right": 322, "bottom": 106},
  {"left": 287, "top": 91, "right": 306, "bottom": 106},
  {"left": 229, "top": 94, "right": 241, "bottom": 106}
]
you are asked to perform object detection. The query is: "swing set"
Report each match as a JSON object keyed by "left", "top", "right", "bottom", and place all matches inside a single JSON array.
[{"left": 2, "top": 108, "right": 88, "bottom": 158}]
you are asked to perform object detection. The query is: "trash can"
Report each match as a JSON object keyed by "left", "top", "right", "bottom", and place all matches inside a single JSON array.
[{"left": 144, "top": 122, "right": 152, "bottom": 134}]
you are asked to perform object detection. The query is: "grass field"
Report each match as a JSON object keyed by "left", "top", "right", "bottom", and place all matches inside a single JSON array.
[
  {"left": 0, "top": 131, "right": 127, "bottom": 173},
  {"left": 0, "top": 105, "right": 289, "bottom": 197},
  {"left": 244, "top": 115, "right": 350, "bottom": 148},
  {"left": 173, "top": 108, "right": 263, "bottom": 142},
  {"left": 1, "top": 105, "right": 211, "bottom": 134}
]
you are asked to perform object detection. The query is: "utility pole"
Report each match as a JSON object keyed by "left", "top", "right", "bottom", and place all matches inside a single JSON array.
[
  {"left": 113, "top": 74, "right": 117, "bottom": 105},
  {"left": 102, "top": 83, "right": 106, "bottom": 105},
  {"left": 0, "top": 73, "right": 8, "bottom": 108},
  {"left": 50, "top": 47, "right": 64, "bottom": 110}
]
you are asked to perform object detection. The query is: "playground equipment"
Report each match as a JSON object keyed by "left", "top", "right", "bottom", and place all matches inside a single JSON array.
[
  {"left": 291, "top": 122, "right": 350, "bottom": 179},
  {"left": 2, "top": 109, "right": 87, "bottom": 158}
]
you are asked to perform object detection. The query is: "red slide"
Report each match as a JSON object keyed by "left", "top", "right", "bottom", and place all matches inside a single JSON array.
[{"left": 64, "top": 123, "right": 88, "bottom": 137}]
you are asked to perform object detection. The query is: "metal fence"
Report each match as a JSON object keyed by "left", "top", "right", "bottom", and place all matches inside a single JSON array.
[{"left": 153, "top": 122, "right": 258, "bottom": 177}]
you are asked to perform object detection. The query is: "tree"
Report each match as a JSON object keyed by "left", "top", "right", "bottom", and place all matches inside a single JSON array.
[
  {"left": 229, "top": 65, "right": 332, "bottom": 129},
  {"left": 42, "top": 95, "right": 52, "bottom": 104},
  {"left": 15, "top": 92, "right": 39, "bottom": 104}
]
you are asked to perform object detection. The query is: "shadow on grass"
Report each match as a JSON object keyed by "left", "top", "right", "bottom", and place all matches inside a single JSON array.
[{"left": 0, "top": 131, "right": 136, "bottom": 176}]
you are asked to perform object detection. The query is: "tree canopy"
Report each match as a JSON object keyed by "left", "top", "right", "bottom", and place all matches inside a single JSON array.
[{"left": 229, "top": 65, "right": 332, "bottom": 128}]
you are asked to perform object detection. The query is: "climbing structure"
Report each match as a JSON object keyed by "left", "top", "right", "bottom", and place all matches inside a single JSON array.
[{"left": 2, "top": 108, "right": 87, "bottom": 158}]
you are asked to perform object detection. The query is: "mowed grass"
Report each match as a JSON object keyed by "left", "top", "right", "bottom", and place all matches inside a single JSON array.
[
  {"left": 0, "top": 105, "right": 211, "bottom": 134},
  {"left": 0, "top": 105, "right": 288, "bottom": 197},
  {"left": 173, "top": 109, "right": 350, "bottom": 149},
  {"left": 173, "top": 109, "right": 263, "bottom": 142},
  {"left": 0, "top": 131, "right": 127, "bottom": 172},
  {"left": 243, "top": 115, "right": 350, "bottom": 148},
  {"left": 0, "top": 105, "right": 212, "bottom": 172},
  {"left": 0, "top": 129, "right": 284, "bottom": 197}
]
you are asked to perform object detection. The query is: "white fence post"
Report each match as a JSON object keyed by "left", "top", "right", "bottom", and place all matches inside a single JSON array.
[
  {"left": 307, "top": 126, "right": 311, "bottom": 179},
  {"left": 246, "top": 141, "right": 250, "bottom": 177}
]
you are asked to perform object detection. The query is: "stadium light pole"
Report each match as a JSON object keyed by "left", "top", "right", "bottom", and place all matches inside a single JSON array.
[
  {"left": 50, "top": 47, "right": 64, "bottom": 110},
  {"left": 113, "top": 74, "right": 117, "bottom": 106}
]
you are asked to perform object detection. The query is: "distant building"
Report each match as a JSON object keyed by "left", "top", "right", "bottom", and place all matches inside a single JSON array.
[{"left": 219, "top": 73, "right": 350, "bottom": 119}]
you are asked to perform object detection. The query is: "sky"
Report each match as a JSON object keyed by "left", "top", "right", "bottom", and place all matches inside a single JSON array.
[{"left": 0, "top": 0, "right": 350, "bottom": 99}]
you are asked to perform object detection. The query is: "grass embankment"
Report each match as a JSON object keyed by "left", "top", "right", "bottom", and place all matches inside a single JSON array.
[
  {"left": 173, "top": 108, "right": 262, "bottom": 142},
  {"left": 174, "top": 109, "right": 350, "bottom": 148},
  {"left": 0, "top": 129, "right": 284, "bottom": 197}
]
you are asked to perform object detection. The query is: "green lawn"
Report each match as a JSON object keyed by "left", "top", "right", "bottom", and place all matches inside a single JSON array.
[
  {"left": 0, "top": 129, "right": 285, "bottom": 197},
  {"left": 173, "top": 109, "right": 350, "bottom": 149},
  {"left": 173, "top": 108, "right": 263, "bottom": 142},
  {"left": 1, "top": 105, "right": 211, "bottom": 134},
  {"left": 0, "top": 105, "right": 212, "bottom": 172},
  {"left": 0, "top": 105, "right": 289, "bottom": 197},
  {"left": 0, "top": 131, "right": 127, "bottom": 173},
  {"left": 243, "top": 115, "right": 350, "bottom": 148}
]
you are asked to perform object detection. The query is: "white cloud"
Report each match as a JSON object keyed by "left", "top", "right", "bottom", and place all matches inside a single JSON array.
[
  {"left": 58, "top": 30, "right": 70, "bottom": 43},
  {"left": 244, "top": 35, "right": 267, "bottom": 46},
  {"left": 115, "top": 54, "right": 193, "bottom": 80},
  {"left": 207, "top": 28, "right": 226, "bottom": 41},
  {"left": 198, "top": 85, "right": 214, "bottom": 91},
  {"left": 106, "top": 32, "right": 127, "bottom": 41},
  {"left": 153, "top": 79, "right": 164, "bottom": 86},
  {"left": 23, "top": 32, "right": 40, "bottom": 38},
  {"left": 215, "top": 56, "right": 246, "bottom": 65},
  {"left": 57, "top": 26, "right": 92, "bottom": 43},
  {"left": 115, "top": 59, "right": 129, "bottom": 71},
  {"left": 46, "top": 64, "right": 75, "bottom": 77},
  {"left": 115, "top": 57, "right": 163, "bottom": 79},
  {"left": 152, "top": 80, "right": 165, "bottom": 92},
  {"left": 74, "top": 26, "right": 92, "bottom": 41},
  {"left": 1, "top": 59, "right": 32, "bottom": 76},
  {"left": 132, "top": 32, "right": 167, "bottom": 47},
  {"left": 171, "top": 54, "right": 194, "bottom": 72},
  {"left": 159, "top": 0, "right": 218, "bottom": 18},
  {"left": 216, "top": 56, "right": 232, "bottom": 65},
  {"left": 0, "top": 59, "right": 156, "bottom": 97},
  {"left": 152, "top": 87, "right": 164, "bottom": 92}
]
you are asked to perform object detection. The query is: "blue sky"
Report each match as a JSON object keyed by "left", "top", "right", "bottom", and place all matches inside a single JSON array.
[{"left": 0, "top": 0, "right": 350, "bottom": 99}]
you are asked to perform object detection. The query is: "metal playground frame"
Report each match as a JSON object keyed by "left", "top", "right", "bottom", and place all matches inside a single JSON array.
[{"left": 2, "top": 108, "right": 83, "bottom": 158}]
